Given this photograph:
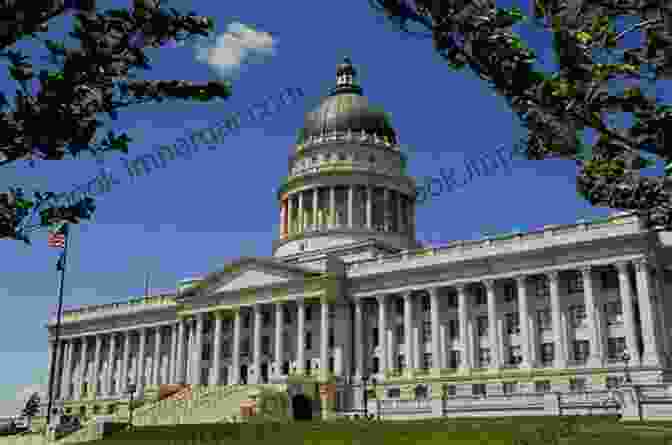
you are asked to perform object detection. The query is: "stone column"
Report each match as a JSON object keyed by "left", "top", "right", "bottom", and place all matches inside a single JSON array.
[
  {"left": 383, "top": 188, "right": 390, "bottom": 230},
  {"left": 457, "top": 285, "right": 471, "bottom": 371},
  {"left": 61, "top": 340, "right": 71, "bottom": 399},
  {"left": 312, "top": 187, "right": 319, "bottom": 228},
  {"left": 137, "top": 328, "right": 147, "bottom": 395},
  {"left": 92, "top": 335, "right": 102, "bottom": 397},
  {"left": 170, "top": 323, "right": 178, "bottom": 383},
  {"left": 176, "top": 319, "right": 186, "bottom": 383},
  {"left": 617, "top": 262, "right": 640, "bottom": 363},
  {"left": 376, "top": 294, "right": 387, "bottom": 378},
  {"left": 366, "top": 186, "right": 373, "bottom": 229},
  {"left": 232, "top": 309, "right": 241, "bottom": 384},
  {"left": 635, "top": 258, "right": 662, "bottom": 366},
  {"left": 397, "top": 192, "right": 404, "bottom": 233},
  {"left": 76, "top": 337, "right": 88, "bottom": 400},
  {"left": 193, "top": 314, "right": 204, "bottom": 384},
  {"left": 274, "top": 303, "right": 284, "bottom": 378},
  {"left": 121, "top": 332, "right": 131, "bottom": 394},
  {"left": 212, "top": 311, "right": 223, "bottom": 385},
  {"left": 354, "top": 299, "right": 364, "bottom": 379},
  {"left": 429, "top": 288, "right": 441, "bottom": 376},
  {"left": 152, "top": 328, "right": 161, "bottom": 385},
  {"left": 348, "top": 185, "right": 354, "bottom": 228},
  {"left": 106, "top": 335, "right": 116, "bottom": 396},
  {"left": 280, "top": 199, "right": 286, "bottom": 236},
  {"left": 484, "top": 280, "right": 501, "bottom": 369},
  {"left": 320, "top": 296, "right": 330, "bottom": 380},
  {"left": 548, "top": 271, "right": 567, "bottom": 368},
  {"left": 516, "top": 277, "right": 531, "bottom": 368},
  {"left": 402, "top": 293, "right": 414, "bottom": 377},
  {"left": 581, "top": 267, "right": 603, "bottom": 368},
  {"left": 389, "top": 301, "right": 397, "bottom": 372},
  {"left": 252, "top": 305, "right": 262, "bottom": 384},
  {"left": 287, "top": 194, "right": 294, "bottom": 236},
  {"left": 329, "top": 187, "right": 336, "bottom": 228},
  {"left": 298, "top": 191, "right": 304, "bottom": 232},
  {"left": 47, "top": 340, "right": 55, "bottom": 399},
  {"left": 297, "top": 300, "right": 306, "bottom": 375}
]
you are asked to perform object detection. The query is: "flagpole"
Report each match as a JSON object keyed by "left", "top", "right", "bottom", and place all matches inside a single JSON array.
[{"left": 46, "top": 224, "right": 70, "bottom": 431}]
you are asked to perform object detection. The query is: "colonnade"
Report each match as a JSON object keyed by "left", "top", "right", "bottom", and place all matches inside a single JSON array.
[{"left": 279, "top": 185, "right": 414, "bottom": 237}]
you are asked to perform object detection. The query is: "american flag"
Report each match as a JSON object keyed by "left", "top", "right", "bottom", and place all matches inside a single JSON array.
[{"left": 48, "top": 223, "right": 67, "bottom": 248}]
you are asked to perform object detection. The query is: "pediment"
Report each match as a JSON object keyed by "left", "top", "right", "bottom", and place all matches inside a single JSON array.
[{"left": 214, "top": 269, "right": 291, "bottom": 293}]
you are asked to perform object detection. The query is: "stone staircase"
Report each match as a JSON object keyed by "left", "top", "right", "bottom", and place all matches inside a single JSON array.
[{"left": 132, "top": 385, "right": 255, "bottom": 426}]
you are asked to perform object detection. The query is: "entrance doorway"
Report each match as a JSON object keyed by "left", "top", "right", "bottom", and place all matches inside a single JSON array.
[
  {"left": 261, "top": 363, "right": 269, "bottom": 383},
  {"left": 292, "top": 394, "right": 312, "bottom": 420},
  {"left": 240, "top": 365, "right": 248, "bottom": 385}
]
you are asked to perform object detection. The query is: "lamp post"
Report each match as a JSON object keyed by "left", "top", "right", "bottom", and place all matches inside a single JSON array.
[
  {"left": 126, "top": 382, "right": 136, "bottom": 430},
  {"left": 622, "top": 350, "right": 632, "bottom": 384}
]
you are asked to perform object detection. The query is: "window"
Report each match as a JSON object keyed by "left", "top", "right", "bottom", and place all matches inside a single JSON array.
[
  {"left": 329, "top": 356, "right": 335, "bottom": 372},
  {"left": 605, "top": 301, "right": 623, "bottom": 325},
  {"left": 449, "top": 350, "right": 460, "bottom": 369},
  {"left": 396, "top": 299, "right": 404, "bottom": 315},
  {"left": 243, "top": 314, "right": 250, "bottom": 329},
  {"left": 396, "top": 325, "right": 404, "bottom": 340},
  {"left": 537, "top": 310, "right": 552, "bottom": 331},
  {"left": 477, "top": 316, "right": 488, "bottom": 336},
  {"left": 573, "top": 340, "right": 590, "bottom": 362},
  {"left": 535, "top": 276, "right": 550, "bottom": 297},
  {"left": 535, "top": 380, "right": 552, "bottom": 393},
  {"left": 329, "top": 328, "right": 335, "bottom": 348},
  {"left": 282, "top": 361, "right": 290, "bottom": 375},
  {"left": 241, "top": 338, "right": 250, "bottom": 355},
  {"left": 509, "top": 346, "right": 522, "bottom": 365},
  {"left": 338, "top": 152, "right": 347, "bottom": 161},
  {"left": 472, "top": 384, "right": 487, "bottom": 397},
  {"left": 505, "top": 313, "right": 520, "bottom": 334},
  {"left": 449, "top": 320, "right": 459, "bottom": 339},
  {"left": 422, "top": 321, "right": 431, "bottom": 343},
  {"left": 373, "top": 328, "right": 379, "bottom": 347},
  {"left": 261, "top": 336, "right": 271, "bottom": 355},
  {"left": 541, "top": 343, "right": 554, "bottom": 366},
  {"left": 422, "top": 353, "right": 432, "bottom": 369},
  {"left": 262, "top": 311, "right": 271, "bottom": 327},
  {"left": 503, "top": 282, "right": 516, "bottom": 302},
  {"left": 447, "top": 292, "right": 458, "bottom": 307},
  {"left": 475, "top": 286, "right": 487, "bottom": 306},
  {"left": 446, "top": 385, "right": 457, "bottom": 397},
  {"left": 305, "top": 360, "right": 311, "bottom": 375},
  {"left": 502, "top": 382, "right": 517, "bottom": 395},
  {"left": 601, "top": 271, "right": 619, "bottom": 289},
  {"left": 369, "top": 155, "right": 376, "bottom": 164},
  {"left": 606, "top": 376, "right": 621, "bottom": 389},
  {"left": 479, "top": 348, "right": 491, "bottom": 367},
  {"left": 201, "top": 343, "right": 211, "bottom": 361},
  {"left": 222, "top": 341, "right": 231, "bottom": 357},
  {"left": 398, "top": 354, "right": 405, "bottom": 370},
  {"left": 203, "top": 318, "right": 212, "bottom": 333},
  {"left": 415, "top": 385, "right": 429, "bottom": 400},
  {"left": 305, "top": 332, "right": 312, "bottom": 350},
  {"left": 570, "top": 305, "right": 587, "bottom": 327},
  {"left": 607, "top": 337, "right": 626, "bottom": 360},
  {"left": 387, "top": 388, "right": 401, "bottom": 398},
  {"left": 329, "top": 306, "right": 336, "bottom": 319},
  {"left": 284, "top": 307, "right": 292, "bottom": 324},
  {"left": 569, "top": 377, "right": 586, "bottom": 392},
  {"left": 568, "top": 273, "right": 584, "bottom": 293},
  {"left": 372, "top": 357, "right": 380, "bottom": 373},
  {"left": 306, "top": 306, "right": 312, "bottom": 321},
  {"left": 422, "top": 294, "right": 431, "bottom": 312}
]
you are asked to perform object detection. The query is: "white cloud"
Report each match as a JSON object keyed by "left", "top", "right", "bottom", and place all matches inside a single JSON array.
[{"left": 194, "top": 22, "right": 277, "bottom": 80}]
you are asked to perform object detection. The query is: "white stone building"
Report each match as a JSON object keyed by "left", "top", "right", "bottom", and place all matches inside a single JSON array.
[{"left": 45, "top": 58, "right": 672, "bottom": 420}]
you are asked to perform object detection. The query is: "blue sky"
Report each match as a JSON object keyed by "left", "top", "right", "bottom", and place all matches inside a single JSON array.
[{"left": 1, "top": 0, "right": 670, "bottom": 415}]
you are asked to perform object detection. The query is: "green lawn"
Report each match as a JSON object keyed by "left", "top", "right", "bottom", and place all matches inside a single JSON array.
[{"left": 78, "top": 416, "right": 672, "bottom": 445}]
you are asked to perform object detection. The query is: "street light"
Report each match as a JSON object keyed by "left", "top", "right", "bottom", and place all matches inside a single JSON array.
[
  {"left": 622, "top": 350, "right": 632, "bottom": 384},
  {"left": 126, "top": 381, "right": 137, "bottom": 430}
]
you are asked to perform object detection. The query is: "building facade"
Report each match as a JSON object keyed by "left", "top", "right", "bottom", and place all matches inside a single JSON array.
[{"left": 45, "top": 58, "right": 672, "bottom": 419}]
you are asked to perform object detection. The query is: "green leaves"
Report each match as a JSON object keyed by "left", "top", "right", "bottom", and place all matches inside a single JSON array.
[{"left": 101, "top": 130, "right": 132, "bottom": 154}]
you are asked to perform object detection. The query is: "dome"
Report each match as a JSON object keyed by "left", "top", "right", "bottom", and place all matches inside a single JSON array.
[{"left": 296, "top": 57, "right": 398, "bottom": 146}]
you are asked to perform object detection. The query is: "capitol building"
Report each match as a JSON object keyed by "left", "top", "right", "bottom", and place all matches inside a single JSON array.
[{"left": 44, "top": 57, "right": 672, "bottom": 424}]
